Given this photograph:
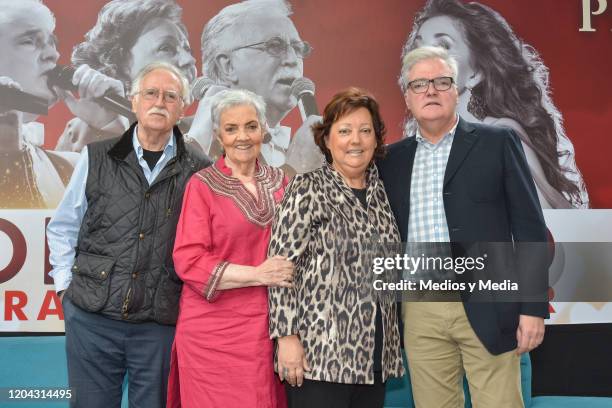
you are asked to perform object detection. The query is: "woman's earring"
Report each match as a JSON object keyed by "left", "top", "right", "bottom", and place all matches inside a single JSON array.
[{"left": 467, "top": 87, "right": 487, "bottom": 121}]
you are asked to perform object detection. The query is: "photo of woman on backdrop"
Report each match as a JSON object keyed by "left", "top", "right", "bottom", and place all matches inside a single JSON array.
[
  {"left": 54, "top": 0, "right": 197, "bottom": 152},
  {"left": 401, "top": 0, "right": 589, "bottom": 209}
]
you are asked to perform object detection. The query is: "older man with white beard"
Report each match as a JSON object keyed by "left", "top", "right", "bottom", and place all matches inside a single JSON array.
[{"left": 0, "top": 0, "right": 125, "bottom": 208}]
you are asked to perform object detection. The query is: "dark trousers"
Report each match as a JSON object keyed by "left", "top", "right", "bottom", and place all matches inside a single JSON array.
[
  {"left": 285, "top": 373, "right": 385, "bottom": 408},
  {"left": 63, "top": 297, "right": 175, "bottom": 408}
]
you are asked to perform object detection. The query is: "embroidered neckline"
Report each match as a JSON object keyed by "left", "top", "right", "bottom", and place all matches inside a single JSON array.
[{"left": 196, "top": 162, "right": 284, "bottom": 228}]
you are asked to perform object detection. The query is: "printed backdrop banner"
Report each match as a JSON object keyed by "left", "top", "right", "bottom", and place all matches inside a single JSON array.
[{"left": 1, "top": 0, "right": 611, "bottom": 332}]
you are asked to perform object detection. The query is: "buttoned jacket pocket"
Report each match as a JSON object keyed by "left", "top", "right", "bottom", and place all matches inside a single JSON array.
[{"left": 66, "top": 252, "right": 115, "bottom": 312}]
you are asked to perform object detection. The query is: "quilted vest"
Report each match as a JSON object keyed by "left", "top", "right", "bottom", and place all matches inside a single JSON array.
[{"left": 65, "top": 123, "right": 211, "bottom": 324}]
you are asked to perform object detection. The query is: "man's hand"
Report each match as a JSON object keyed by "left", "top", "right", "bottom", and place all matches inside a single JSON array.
[
  {"left": 0, "top": 76, "right": 23, "bottom": 90},
  {"left": 516, "top": 314, "right": 545, "bottom": 354},
  {"left": 277, "top": 335, "right": 310, "bottom": 387},
  {"left": 54, "top": 64, "right": 126, "bottom": 130},
  {"left": 285, "top": 115, "right": 324, "bottom": 174},
  {"left": 187, "top": 84, "right": 229, "bottom": 154}
]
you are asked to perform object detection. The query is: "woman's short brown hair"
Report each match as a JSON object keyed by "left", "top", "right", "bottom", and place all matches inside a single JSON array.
[{"left": 312, "top": 87, "right": 387, "bottom": 164}]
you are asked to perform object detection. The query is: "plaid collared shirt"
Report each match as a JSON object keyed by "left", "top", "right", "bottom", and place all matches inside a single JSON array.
[
  {"left": 407, "top": 118, "right": 459, "bottom": 244},
  {"left": 404, "top": 118, "right": 459, "bottom": 283}
]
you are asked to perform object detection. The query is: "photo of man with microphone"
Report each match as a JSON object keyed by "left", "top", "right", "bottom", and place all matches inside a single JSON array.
[
  {"left": 0, "top": 0, "right": 123, "bottom": 208},
  {"left": 189, "top": 0, "right": 324, "bottom": 176}
]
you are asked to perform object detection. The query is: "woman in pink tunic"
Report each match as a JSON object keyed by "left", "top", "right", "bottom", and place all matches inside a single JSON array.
[{"left": 167, "top": 89, "right": 291, "bottom": 408}]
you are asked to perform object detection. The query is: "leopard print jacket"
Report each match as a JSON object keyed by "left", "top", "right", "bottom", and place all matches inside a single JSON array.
[{"left": 268, "top": 162, "right": 404, "bottom": 384}]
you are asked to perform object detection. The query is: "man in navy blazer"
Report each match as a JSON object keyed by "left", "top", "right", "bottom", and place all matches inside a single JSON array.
[{"left": 377, "top": 46, "right": 549, "bottom": 407}]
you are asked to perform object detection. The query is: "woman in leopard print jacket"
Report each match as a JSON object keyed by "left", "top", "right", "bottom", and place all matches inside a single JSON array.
[{"left": 268, "top": 88, "right": 404, "bottom": 408}]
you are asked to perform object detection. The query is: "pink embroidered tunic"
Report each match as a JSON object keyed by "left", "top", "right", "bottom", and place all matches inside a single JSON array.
[{"left": 167, "top": 156, "right": 287, "bottom": 408}]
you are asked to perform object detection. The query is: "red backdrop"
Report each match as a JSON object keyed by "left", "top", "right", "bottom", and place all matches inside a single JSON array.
[{"left": 42, "top": 0, "right": 612, "bottom": 207}]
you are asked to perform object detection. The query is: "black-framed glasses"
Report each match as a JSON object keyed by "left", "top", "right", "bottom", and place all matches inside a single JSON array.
[
  {"left": 407, "top": 76, "right": 454, "bottom": 94},
  {"left": 231, "top": 36, "right": 312, "bottom": 59},
  {"left": 138, "top": 88, "right": 182, "bottom": 103}
]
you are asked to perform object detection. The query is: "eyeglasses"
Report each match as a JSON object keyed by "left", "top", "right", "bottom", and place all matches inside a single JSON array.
[
  {"left": 137, "top": 88, "right": 182, "bottom": 104},
  {"left": 407, "top": 76, "right": 454, "bottom": 94},
  {"left": 231, "top": 36, "right": 313, "bottom": 59}
]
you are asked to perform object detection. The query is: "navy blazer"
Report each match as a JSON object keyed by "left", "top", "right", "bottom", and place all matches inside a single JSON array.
[{"left": 377, "top": 117, "right": 549, "bottom": 355}]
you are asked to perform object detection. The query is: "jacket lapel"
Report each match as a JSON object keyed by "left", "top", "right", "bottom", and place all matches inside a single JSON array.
[
  {"left": 443, "top": 118, "right": 479, "bottom": 188},
  {"left": 400, "top": 138, "right": 418, "bottom": 210},
  {"left": 390, "top": 138, "right": 417, "bottom": 242}
]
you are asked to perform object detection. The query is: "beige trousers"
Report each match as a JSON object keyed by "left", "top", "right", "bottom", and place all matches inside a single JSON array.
[{"left": 402, "top": 302, "right": 524, "bottom": 408}]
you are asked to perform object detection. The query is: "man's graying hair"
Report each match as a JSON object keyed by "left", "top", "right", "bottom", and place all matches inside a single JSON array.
[
  {"left": 0, "top": 0, "right": 54, "bottom": 26},
  {"left": 399, "top": 46, "right": 459, "bottom": 92},
  {"left": 130, "top": 62, "right": 190, "bottom": 101},
  {"left": 201, "top": 0, "right": 292, "bottom": 83},
  {"left": 210, "top": 89, "right": 267, "bottom": 134}
]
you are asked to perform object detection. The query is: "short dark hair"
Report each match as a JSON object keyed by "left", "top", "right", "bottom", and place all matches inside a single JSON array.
[
  {"left": 312, "top": 87, "right": 386, "bottom": 164},
  {"left": 71, "top": 0, "right": 186, "bottom": 91}
]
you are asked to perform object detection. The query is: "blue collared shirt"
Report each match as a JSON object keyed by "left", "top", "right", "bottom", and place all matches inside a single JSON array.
[{"left": 47, "top": 128, "right": 176, "bottom": 292}]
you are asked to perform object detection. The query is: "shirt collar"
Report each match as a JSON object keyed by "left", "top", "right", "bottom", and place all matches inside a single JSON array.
[
  {"left": 415, "top": 115, "right": 459, "bottom": 146},
  {"left": 132, "top": 126, "right": 175, "bottom": 158}
]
